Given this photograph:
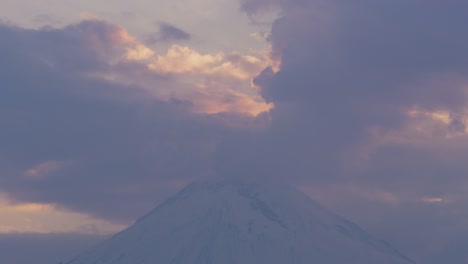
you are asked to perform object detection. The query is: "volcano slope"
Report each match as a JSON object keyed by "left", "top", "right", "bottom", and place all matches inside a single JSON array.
[{"left": 68, "top": 180, "right": 415, "bottom": 264}]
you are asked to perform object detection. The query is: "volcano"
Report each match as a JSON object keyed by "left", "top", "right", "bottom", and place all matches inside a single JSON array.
[{"left": 67, "top": 180, "right": 415, "bottom": 264}]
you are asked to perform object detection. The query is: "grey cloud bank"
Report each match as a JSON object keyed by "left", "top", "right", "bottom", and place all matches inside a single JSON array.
[
  {"left": 235, "top": 0, "right": 468, "bottom": 261},
  {"left": 0, "top": 20, "right": 234, "bottom": 222},
  {"left": 0, "top": 233, "right": 103, "bottom": 264}
]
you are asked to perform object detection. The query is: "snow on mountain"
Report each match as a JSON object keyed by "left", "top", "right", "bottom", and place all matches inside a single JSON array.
[{"left": 67, "top": 180, "right": 415, "bottom": 264}]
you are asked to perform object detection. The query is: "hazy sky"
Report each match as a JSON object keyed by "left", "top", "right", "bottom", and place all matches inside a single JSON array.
[{"left": 1, "top": 0, "right": 468, "bottom": 263}]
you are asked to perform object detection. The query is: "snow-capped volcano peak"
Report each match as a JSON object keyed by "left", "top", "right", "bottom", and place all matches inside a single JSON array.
[{"left": 68, "top": 179, "right": 415, "bottom": 264}]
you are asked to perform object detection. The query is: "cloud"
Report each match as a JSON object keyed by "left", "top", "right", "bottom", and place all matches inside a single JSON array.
[
  {"left": 149, "top": 45, "right": 270, "bottom": 80},
  {"left": 146, "top": 22, "right": 191, "bottom": 44},
  {"left": 0, "top": 20, "right": 258, "bottom": 223},
  {"left": 146, "top": 44, "right": 273, "bottom": 115},
  {"left": 23, "top": 160, "right": 65, "bottom": 180},
  {"left": 429, "top": 233, "right": 468, "bottom": 264},
  {"left": 237, "top": 0, "right": 468, "bottom": 188},
  {"left": 149, "top": 45, "right": 224, "bottom": 74},
  {"left": 232, "top": 0, "right": 468, "bottom": 261},
  {"left": 0, "top": 233, "right": 104, "bottom": 264},
  {"left": 239, "top": 0, "right": 282, "bottom": 15},
  {"left": 0, "top": 193, "right": 124, "bottom": 234},
  {"left": 158, "top": 22, "right": 191, "bottom": 41}
]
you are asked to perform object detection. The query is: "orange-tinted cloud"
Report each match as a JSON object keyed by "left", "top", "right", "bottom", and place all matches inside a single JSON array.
[{"left": 0, "top": 193, "right": 125, "bottom": 234}]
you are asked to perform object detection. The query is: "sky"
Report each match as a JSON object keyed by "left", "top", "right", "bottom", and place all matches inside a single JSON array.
[{"left": 1, "top": 0, "right": 468, "bottom": 263}]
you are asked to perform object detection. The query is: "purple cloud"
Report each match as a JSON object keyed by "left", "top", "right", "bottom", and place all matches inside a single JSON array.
[
  {"left": 146, "top": 22, "right": 191, "bottom": 44},
  {"left": 231, "top": 0, "right": 468, "bottom": 261},
  {"left": 0, "top": 20, "right": 236, "bottom": 222}
]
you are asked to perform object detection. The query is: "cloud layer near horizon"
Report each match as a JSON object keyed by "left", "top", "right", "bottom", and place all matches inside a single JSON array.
[{"left": 2, "top": 1, "right": 468, "bottom": 262}]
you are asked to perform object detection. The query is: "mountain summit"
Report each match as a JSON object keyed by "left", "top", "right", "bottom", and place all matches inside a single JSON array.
[{"left": 68, "top": 180, "right": 415, "bottom": 264}]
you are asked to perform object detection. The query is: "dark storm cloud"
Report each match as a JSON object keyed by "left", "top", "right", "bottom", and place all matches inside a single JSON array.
[
  {"left": 232, "top": 0, "right": 468, "bottom": 187},
  {"left": 0, "top": 21, "right": 232, "bottom": 222},
  {"left": 232, "top": 0, "right": 468, "bottom": 261},
  {"left": 146, "top": 22, "right": 191, "bottom": 44}
]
